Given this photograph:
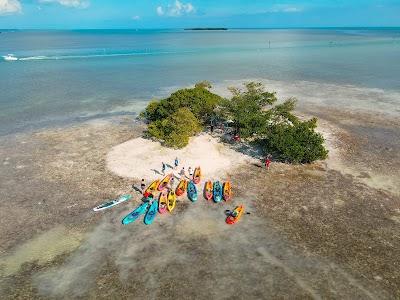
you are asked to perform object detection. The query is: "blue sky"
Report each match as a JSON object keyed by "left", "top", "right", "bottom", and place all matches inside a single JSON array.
[{"left": 0, "top": 0, "right": 399, "bottom": 29}]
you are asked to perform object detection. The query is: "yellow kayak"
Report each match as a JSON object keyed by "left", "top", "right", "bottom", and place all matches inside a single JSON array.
[
  {"left": 167, "top": 190, "right": 177, "bottom": 212},
  {"left": 193, "top": 167, "right": 201, "bottom": 184},
  {"left": 144, "top": 179, "right": 160, "bottom": 197},
  {"left": 223, "top": 181, "right": 232, "bottom": 201},
  {"left": 158, "top": 174, "right": 172, "bottom": 191},
  {"left": 204, "top": 180, "right": 213, "bottom": 201}
]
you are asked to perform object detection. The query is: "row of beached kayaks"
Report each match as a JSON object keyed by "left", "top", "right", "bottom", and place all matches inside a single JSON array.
[
  {"left": 93, "top": 166, "right": 243, "bottom": 225},
  {"left": 143, "top": 167, "right": 201, "bottom": 197},
  {"left": 204, "top": 180, "right": 232, "bottom": 202}
]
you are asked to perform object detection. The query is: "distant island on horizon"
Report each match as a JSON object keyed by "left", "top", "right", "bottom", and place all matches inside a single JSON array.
[{"left": 185, "top": 28, "right": 228, "bottom": 31}]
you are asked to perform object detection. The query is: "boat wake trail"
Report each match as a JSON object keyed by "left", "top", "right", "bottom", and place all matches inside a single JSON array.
[{"left": 2, "top": 50, "right": 196, "bottom": 62}]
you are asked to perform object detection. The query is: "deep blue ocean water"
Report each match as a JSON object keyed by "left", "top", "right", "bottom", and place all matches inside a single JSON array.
[{"left": 1, "top": 28, "right": 400, "bottom": 136}]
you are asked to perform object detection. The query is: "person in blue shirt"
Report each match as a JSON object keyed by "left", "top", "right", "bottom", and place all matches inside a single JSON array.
[
  {"left": 162, "top": 162, "right": 166, "bottom": 174},
  {"left": 174, "top": 157, "right": 179, "bottom": 169}
]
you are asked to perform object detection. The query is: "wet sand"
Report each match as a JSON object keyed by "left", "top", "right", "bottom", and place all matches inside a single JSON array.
[{"left": 0, "top": 106, "right": 399, "bottom": 299}]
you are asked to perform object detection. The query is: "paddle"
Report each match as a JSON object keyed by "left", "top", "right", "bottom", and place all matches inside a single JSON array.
[
  {"left": 224, "top": 209, "right": 251, "bottom": 216},
  {"left": 132, "top": 184, "right": 143, "bottom": 194}
]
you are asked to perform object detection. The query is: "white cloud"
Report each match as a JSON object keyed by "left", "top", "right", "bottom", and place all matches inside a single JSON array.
[
  {"left": 0, "top": 0, "right": 22, "bottom": 15},
  {"left": 268, "top": 4, "right": 303, "bottom": 13},
  {"left": 157, "top": 0, "right": 195, "bottom": 17},
  {"left": 131, "top": 15, "right": 140, "bottom": 21},
  {"left": 38, "top": 0, "right": 90, "bottom": 9}
]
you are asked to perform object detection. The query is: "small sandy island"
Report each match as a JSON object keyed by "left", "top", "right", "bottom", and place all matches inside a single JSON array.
[
  {"left": 106, "top": 134, "right": 256, "bottom": 180},
  {"left": 1, "top": 111, "right": 400, "bottom": 299}
]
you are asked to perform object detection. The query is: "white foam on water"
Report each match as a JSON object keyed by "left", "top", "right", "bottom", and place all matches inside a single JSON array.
[{"left": 211, "top": 78, "right": 400, "bottom": 117}]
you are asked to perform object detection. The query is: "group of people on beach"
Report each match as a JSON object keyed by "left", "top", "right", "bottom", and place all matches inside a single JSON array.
[
  {"left": 140, "top": 157, "right": 196, "bottom": 192},
  {"left": 139, "top": 149, "right": 272, "bottom": 193},
  {"left": 160, "top": 157, "right": 182, "bottom": 174}
]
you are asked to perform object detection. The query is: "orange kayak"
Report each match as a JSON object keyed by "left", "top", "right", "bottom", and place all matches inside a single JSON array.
[
  {"left": 143, "top": 179, "right": 160, "bottom": 197},
  {"left": 176, "top": 179, "right": 188, "bottom": 197},
  {"left": 226, "top": 205, "right": 244, "bottom": 225},
  {"left": 193, "top": 167, "right": 201, "bottom": 184},
  {"left": 223, "top": 181, "right": 232, "bottom": 201},
  {"left": 158, "top": 174, "right": 172, "bottom": 191},
  {"left": 204, "top": 180, "right": 213, "bottom": 201}
]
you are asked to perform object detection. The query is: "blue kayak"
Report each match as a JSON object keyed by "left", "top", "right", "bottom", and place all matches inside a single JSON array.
[
  {"left": 122, "top": 202, "right": 149, "bottom": 225},
  {"left": 187, "top": 180, "right": 198, "bottom": 202},
  {"left": 213, "top": 181, "right": 223, "bottom": 203},
  {"left": 144, "top": 201, "right": 158, "bottom": 225}
]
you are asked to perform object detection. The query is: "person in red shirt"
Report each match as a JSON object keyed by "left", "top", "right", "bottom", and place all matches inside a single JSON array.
[{"left": 265, "top": 154, "right": 272, "bottom": 170}]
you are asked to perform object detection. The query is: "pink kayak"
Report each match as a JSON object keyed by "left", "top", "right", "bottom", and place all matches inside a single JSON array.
[{"left": 158, "top": 190, "right": 168, "bottom": 214}]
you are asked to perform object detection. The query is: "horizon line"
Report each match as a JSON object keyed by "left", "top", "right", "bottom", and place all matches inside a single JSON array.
[{"left": 1, "top": 26, "right": 400, "bottom": 31}]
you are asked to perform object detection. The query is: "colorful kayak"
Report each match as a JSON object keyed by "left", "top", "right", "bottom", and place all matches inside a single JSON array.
[
  {"left": 93, "top": 194, "right": 132, "bottom": 212},
  {"left": 193, "top": 167, "right": 201, "bottom": 184},
  {"left": 122, "top": 202, "right": 149, "bottom": 225},
  {"left": 213, "top": 181, "right": 223, "bottom": 203},
  {"left": 144, "top": 179, "right": 160, "bottom": 197},
  {"left": 204, "top": 181, "right": 213, "bottom": 201},
  {"left": 223, "top": 181, "right": 232, "bottom": 201},
  {"left": 158, "top": 190, "right": 168, "bottom": 214},
  {"left": 167, "top": 190, "right": 177, "bottom": 212},
  {"left": 144, "top": 201, "right": 158, "bottom": 225},
  {"left": 143, "top": 193, "right": 155, "bottom": 203},
  {"left": 187, "top": 180, "right": 198, "bottom": 202},
  {"left": 158, "top": 174, "right": 172, "bottom": 191},
  {"left": 176, "top": 179, "right": 188, "bottom": 197},
  {"left": 226, "top": 205, "right": 244, "bottom": 225}
]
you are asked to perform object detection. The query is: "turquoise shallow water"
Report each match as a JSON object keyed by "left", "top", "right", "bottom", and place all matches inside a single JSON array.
[{"left": 0, "top": 28, "right": 400, "bottom": 135}]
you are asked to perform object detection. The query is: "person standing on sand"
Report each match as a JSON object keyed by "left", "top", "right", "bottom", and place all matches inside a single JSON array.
[
  {"left": 140, "top": 179, "right": 146, "bottom": 192},
  {"left": 179, "top": 167, "right": 185, "bottom": 178},
  {"left": 265, "top": 154, "right": 272, "bottom": 170},
  {"left": 170, "top": 175, "right": 175, "bottom": 189},
  {"left": 188, "top": 166, "right": 193, "bottom": 178},
  {"left": 162, "top": 162, "right": 166, "bottom": 175},
  {"left": 174, "top": 157, "right": 179, "bottom": 170}
]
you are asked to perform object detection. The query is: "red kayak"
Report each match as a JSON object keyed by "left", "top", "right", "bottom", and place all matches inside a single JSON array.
[{"left": 226, "top": 205, "right": 244, "bottom": 225}]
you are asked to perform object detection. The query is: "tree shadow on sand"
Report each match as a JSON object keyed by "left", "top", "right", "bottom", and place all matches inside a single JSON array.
[{"left": 217, "top": 132, "right": 265, "bottom": 161}]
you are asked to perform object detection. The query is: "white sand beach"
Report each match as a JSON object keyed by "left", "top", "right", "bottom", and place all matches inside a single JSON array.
[{"left": 106, "top": 134, "right": 256, "bottom": 181}]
